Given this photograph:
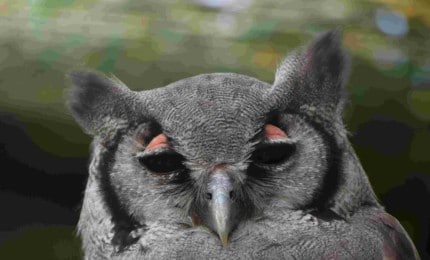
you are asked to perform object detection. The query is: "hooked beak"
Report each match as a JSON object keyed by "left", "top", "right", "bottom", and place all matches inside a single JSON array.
[
  {"left": 196, "top": 170, "right": 238, "bottom": 247},
  {"left": 210, "top": 179, "right": 232, "bottom": 246}
]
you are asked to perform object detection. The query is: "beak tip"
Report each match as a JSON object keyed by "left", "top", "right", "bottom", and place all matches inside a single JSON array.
[{"left": 219, "top": 232, "right": 229, "bottom": 247}]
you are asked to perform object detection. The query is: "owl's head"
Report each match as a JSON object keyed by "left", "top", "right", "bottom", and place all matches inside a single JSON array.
[{"left": 68, "top": 30, "right": 377, "bottom": 250}]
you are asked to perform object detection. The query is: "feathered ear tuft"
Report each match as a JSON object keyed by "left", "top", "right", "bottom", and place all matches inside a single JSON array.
[
  {"left": 67, "top": 70, "right": 137, "bottom": 136},
  {"left": 271, "top": 29, "right": 351, "bottom": 123},
  {"left": 271, "top": 30, "right": 379, "bottom": 219}
]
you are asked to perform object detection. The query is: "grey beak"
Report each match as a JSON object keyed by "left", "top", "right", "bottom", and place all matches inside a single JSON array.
[{"left": 207, "top": 171, "right": 234, "bottom": 247}]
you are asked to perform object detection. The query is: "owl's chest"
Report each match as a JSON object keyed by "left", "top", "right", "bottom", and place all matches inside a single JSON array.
[{"left": 125, "top": 212, "right": 384, "bottom": 259}]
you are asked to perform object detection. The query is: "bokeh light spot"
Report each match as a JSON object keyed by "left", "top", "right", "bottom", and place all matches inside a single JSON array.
[
  {"left": 411, "top": 65, "right": 430, "bottom": 88},
  {"left": 375, "top": 9, "right": 409, "bottom": 37},
  {"left": 252, "top": 47, "right": 280, "bottom": 69},
  {"left": 38, "top": 49, "right": 61, "bottom": 69}
]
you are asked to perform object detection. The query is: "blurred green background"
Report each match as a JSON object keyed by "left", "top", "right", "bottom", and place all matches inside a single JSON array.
[{"left": 0, "top": 0, "right": 429, "bottom": 259}]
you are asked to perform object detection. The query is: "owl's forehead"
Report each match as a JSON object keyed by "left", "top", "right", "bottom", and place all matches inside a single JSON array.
[
  {"left": 155, "top": 73, "right": 269, "bottom": 102},
  {"left": 143, "top": 73, "right": 273, "bottom": 163}
]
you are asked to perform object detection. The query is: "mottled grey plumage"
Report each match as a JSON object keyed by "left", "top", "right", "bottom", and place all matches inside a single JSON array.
[{"left": 68, "top": 30, "right": 419, "bottom": 259}]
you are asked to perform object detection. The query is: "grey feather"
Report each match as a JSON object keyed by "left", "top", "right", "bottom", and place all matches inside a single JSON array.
[{"left": 68, "top": 30, "right": 419, "bottom": 259}]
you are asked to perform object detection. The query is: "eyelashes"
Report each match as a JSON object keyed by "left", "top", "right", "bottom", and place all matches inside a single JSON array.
[
  {"left": 138, "top": 149, "right": 186, "bottom": 174},
  {"left": 251, "top": 142, "right": 296, "bottom": 166},
  {"left": 250, "top": 122, "right": 296, "bottom": 167}
]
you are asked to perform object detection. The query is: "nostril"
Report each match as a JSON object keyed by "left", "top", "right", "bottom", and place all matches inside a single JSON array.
[
  {"left": 229, "top": 191, "right": 234, "bottom": 199},
  {"left": 206, "top": 192, "right": 212, "bottom": 200}
]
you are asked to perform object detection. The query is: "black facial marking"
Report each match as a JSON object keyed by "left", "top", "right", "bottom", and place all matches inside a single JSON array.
[
  {"left": 95, "top": 133, "right": 145, "bottom": 252},
  {"left": 292, "top": 111, "right": 343, "bottom": 218}
]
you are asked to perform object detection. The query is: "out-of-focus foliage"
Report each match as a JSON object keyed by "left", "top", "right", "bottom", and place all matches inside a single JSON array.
[
  {"left": 0, "top": 0, "right": 428, "bottom": 154},
  {"left": 0, "top": 0, "right": 429, "bottom": 258},
  {"left": 0, "top": 226, "right": 81, "bottom": 260}
]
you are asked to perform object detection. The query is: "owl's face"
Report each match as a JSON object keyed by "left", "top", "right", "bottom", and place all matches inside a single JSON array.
[
  {"left": 69, "top": 30, "right": 366, "bottom": 253},
  {"left": 108, "top": 75, "right": 329, "bottom": 245}
]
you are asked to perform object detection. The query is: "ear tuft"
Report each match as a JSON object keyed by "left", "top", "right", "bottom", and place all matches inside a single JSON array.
[
  {"left": 67, "top": 70, "right": 136, "bottom": 136},
  {"left": 302, "top": 29, "right": 347, "bottom": 85},
  {"left": 271, "top": 29, "right": 350, "bottom": 125}
]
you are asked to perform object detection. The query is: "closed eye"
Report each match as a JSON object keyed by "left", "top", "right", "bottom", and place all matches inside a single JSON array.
[
  {"left": 138, "top": 150, "right": 186, "bottom": 174},
  {"left": 251, "top": 142, "right": 296, "bottom": 165}
]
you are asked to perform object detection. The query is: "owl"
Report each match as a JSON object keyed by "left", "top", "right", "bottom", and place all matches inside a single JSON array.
[{"left": 68, "top": 30, "right": 420, "bottom": 259}]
